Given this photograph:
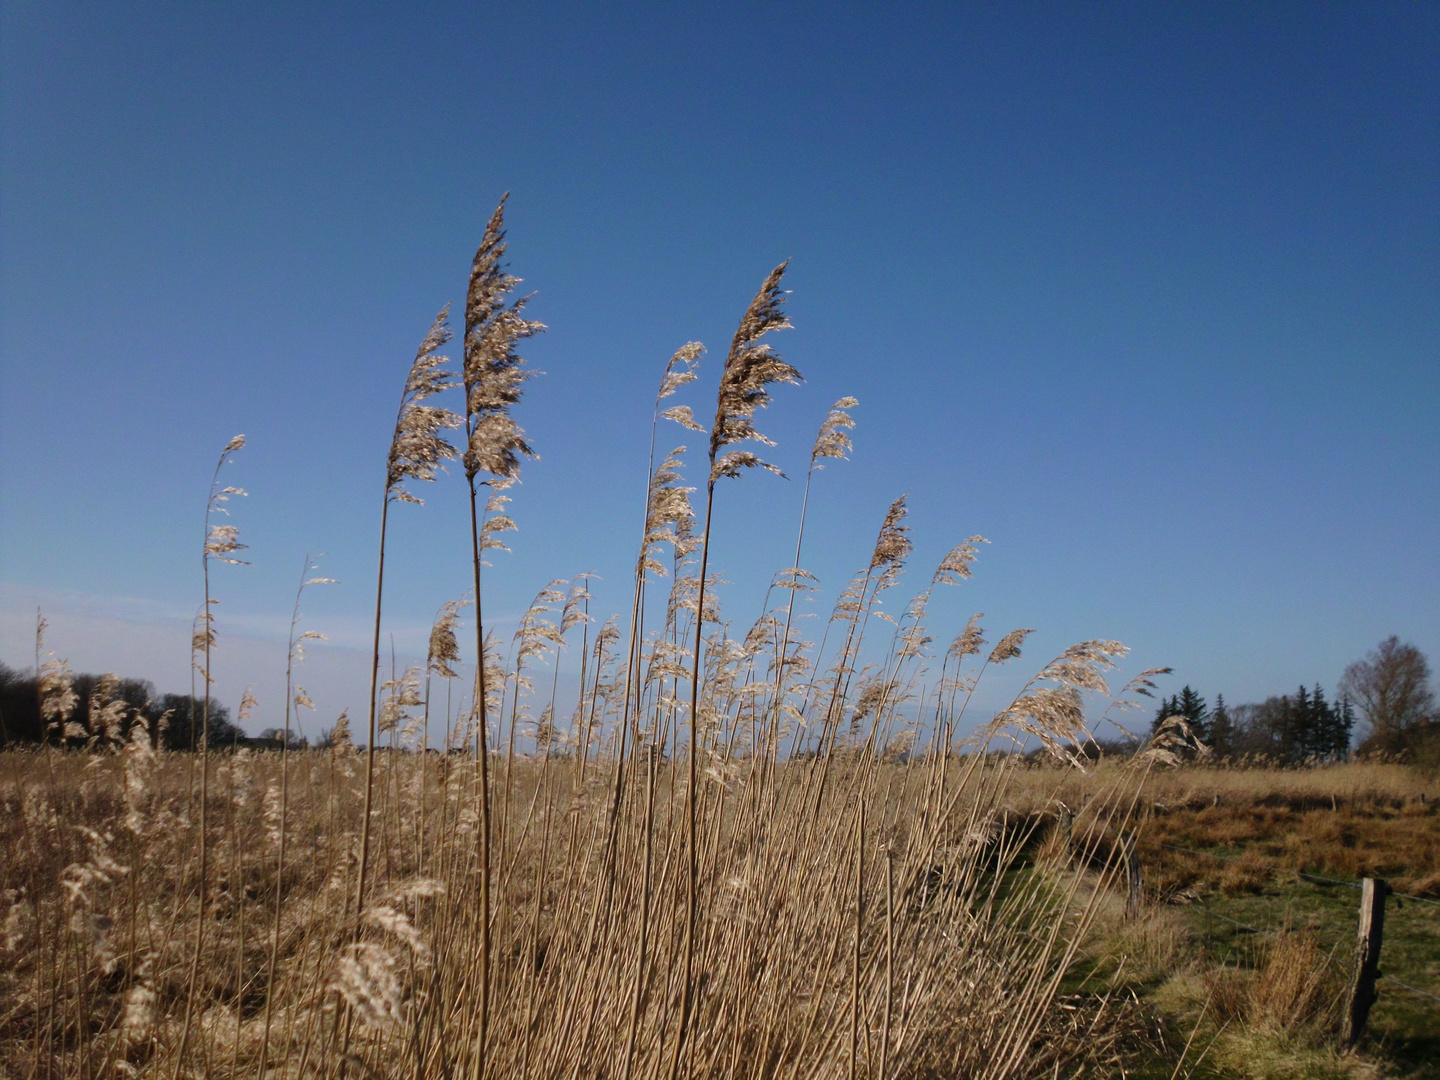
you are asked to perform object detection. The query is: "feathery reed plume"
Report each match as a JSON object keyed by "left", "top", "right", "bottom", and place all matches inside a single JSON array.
[
  {"left": 34, "top": 610, "right": 78, "bottom": 760},
  {"left": 380, "top": 667, "right": 423, "bottom": 747},
  {"left": 1088, "top": 665, "right": 1175, "bottom": 748},
  {"left": 561, "top": 576, "right": 595, "bottom": 637},
  {"left": 809, "top": 495, "right": 911, "bottom": 770},
  {"left": 936, "top": 613, "right": 986, "bottom": 742},
  {"left": 930, "top": 536, "right": 986, "bottom": 589},
  {"left": 639, "top": 449, "right": 694, "bottom": 584},
  {"left": 330, "top": 709, "right": 353, "bottom": 754},
  {"left": 674, "top": 262, "right": 801, "bottom": 1080},
  {"left": 429, "top": 599, "right": 467, "bottom": 680},
  {"left": 991, "top": 641, "right": 1127, "bottom": 765},
  {"left": 989, "top": 628, "right": 1035, "bottom": 665},
  {"left": 629, "top": 449, "right": 697, "bottom": 676},
  {"left": 389, "top": 307, "right": 463, "bottom": 504},
  {"left": 478, "top": 477, "right": 518, "bottom": 560},
  {"left": 37, "top": 654, "right": 78, "bottom": 745},
  {"left": 869, "top": 494, "right": 912, "bottom": 571},
  {"left": 461, "top": 195, "right": 543, "bottom": 1078},
  {"left": 86, "top": 673, "right": 126, "bottom": 746},
  {"left": 122, "top": 713, "right": 157, "bottom": 838},
  {"left": 425, "top": 594, "right": 470, "bottom": 846},
  {"left": 811, "top": 395, "right": 858, "bottom": 468},
  {"left": 506, "top": 581, "right": 566, "bottom": 804},
  {"left": 556, "top": 575, "right": 596, "bottom": 763},
  {"left": 357, "top": 308, "right": 459, "bottom": 917},
  {"left": 174, "top": 433, "right": 246, "bottom": 1075}
]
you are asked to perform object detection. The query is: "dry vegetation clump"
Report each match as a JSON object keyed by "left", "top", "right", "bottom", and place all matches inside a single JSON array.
[
  {"left": 1194, "top": 928, "right": 1346, "bottom": 1042},
  {"left": 1187, "top": 931, "right": 1357, "bottom": 1080}
]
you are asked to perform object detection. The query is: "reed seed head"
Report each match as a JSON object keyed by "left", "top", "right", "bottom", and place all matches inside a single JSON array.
[
  {"left": 389, "top": 306, "right": 463, "bottom": 504},
  {"left": 811, "top": 396, "right": 858, "bottom": 469},
  {"left": 38, "top": 655, "right": 78, "bottom": 732},
  {"left": 988, "top": 628, "right": 1035, "bottom": 665},
  {"left": 947, "top": 614, "right": 986, "bottom": 662},
  {"left": 931, "top": 537, "right": 988, "bottom": 588},
  {"left": 869, "top": 495, "right": 913, "bottom": 572},
  {"left": 657, "top": 342, "right": 705, "bottom": 401},
  {"left": 428, "top": 599, "right": 468, "bottom": 678},
  {"left": 709, "top": 262, "right": 802, "bottom": 486},
  {"left": 464, "top": 197, "right": 545, "bottom": 482}
]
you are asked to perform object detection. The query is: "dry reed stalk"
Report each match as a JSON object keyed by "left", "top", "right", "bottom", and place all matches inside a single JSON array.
[
  {"left": 357, "top": 308, "right": 460, "bottom": 917},
  {"left": 173, "top": 432, "right": 246, "bottom": 1077},
  {"left": 606, "top": 350, "right": 704, "bottom": 969},
  {"left": 804, "top": 495, "right": 912, "bottom": 825},
  {"left": 461, "top": 195, "right": 543, "bottom": 1079},
  {"left": 765, "top": 397, "right": 856, "bottom": 777},
  {"left": 257, "top": 555, "right": 333, "bottom": 1077},
  {"left": 671, "top": 261, "right": 800, "bottom": 1080},
  {"left": 849, "top": 800, "right": 864, "bottom": 1080}
]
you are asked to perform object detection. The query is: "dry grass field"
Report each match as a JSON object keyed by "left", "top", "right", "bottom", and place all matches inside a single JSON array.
[{"left": 3, "top": 750, "right": 1435, "bottom": 1080}]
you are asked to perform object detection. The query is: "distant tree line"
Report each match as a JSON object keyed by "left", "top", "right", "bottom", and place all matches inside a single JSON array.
[
  {"left": 0, "top": 661, "right": 254, "bottom": 751},
  {"left": 1149, "top": 636, "right": 1436, "bottom": 765},
  {"left": 1151, "top": 684, "right": 1354, "bottom": 761}
]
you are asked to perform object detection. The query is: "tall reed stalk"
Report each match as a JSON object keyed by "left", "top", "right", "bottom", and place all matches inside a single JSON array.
[
  {"left": 460, "top": 195, "right": 543, "bottom": 1079},
  {"left": 768, "top": 397, "right": 856, "bottom": 768},
  {"left": 258, "top": 554, "right": 332, "bottom": 1077},
  {"left": 356, "top": 308, "right": 459, "bottom": 915},
  {"left": 672, "top": 262, "right": 801, "bottom": 1080},
  {"left": 174, "top": 433, "right": 246, "bottom": 1075}
]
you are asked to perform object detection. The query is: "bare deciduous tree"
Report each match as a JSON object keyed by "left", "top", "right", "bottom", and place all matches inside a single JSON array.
[{"left": 1340, "top": 636, "right": 1434, "bottom": 754}]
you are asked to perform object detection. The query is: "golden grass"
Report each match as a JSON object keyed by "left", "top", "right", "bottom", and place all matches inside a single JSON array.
[{"left": 0, "top": 743, "right": 1168, "bottom": 1079}]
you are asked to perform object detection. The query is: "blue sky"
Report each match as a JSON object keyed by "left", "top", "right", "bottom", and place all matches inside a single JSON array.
[{"left": 2, "top": 2, "right": 1436, "bottom": 740}]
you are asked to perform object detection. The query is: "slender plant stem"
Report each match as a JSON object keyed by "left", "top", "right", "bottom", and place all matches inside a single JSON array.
[
  {"left": 465, "top": 468, "right": 493, "bottom": 1080},
  {"left": 356, "top": 492, "right": 391, "bottom": 917}
]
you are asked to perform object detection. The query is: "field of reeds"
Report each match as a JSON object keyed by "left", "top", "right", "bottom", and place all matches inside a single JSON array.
[
  {"left": 7, "top": 752, "right": 1437, "bottom": 1080},
  {"left": 0, "top": 742, "right": 1176, "bottom": 1080},
  {"left": 3, "top": 201, "right": 1433, "bottom": 1080}
]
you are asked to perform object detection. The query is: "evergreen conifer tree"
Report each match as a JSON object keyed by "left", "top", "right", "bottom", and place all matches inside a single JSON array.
[
  {"left": 1337, "top": 696, "right": 1356, "bottom": 757},
  {"left": 1175, "top": 685, "right": 1209, "bottom": 743},
  {"left": 1308, "top": 684, "right": 1330, "bottom": 759},
  {"left": 1152, "top": 693, "right": 1179, "bottom": 734},
  {"left": 1209, "top": 693, "right": 1234, "bottom": 757}
]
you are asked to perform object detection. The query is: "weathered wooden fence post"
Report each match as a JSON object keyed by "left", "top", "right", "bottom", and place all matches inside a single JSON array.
[
  {"left": 1342, "top": 877, "right": 1389, "bottom": 1048},
  {"left": 1057, "top": 802, "right": 1074, "bottom": 863},
  {"left": 1124, "top": 833, "right": 1142, "bottom": 920}
]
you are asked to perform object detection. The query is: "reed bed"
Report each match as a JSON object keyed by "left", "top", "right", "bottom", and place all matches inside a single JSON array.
[
  {"left": 1, "top": 743, "right": 1164, "bottom": 1079},
  {"left": 0, "top": 199, "right": 1177, "bottom": 1079}
]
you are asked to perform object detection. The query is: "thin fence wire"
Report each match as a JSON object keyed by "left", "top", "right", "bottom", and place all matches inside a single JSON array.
[
  {"left": 1388, "top": 891, "right": 1440, "bottom": 910},
  {"left": 1193, "top": 903, "right": 1273, "bottom": 938},
  {"left": 1378, "top": 975, "right": 1440, "bottom": 1006}
]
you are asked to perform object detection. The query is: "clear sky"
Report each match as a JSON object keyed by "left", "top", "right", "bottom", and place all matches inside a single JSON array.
[{"left": 2, "top": 2, "right": 1436, "bottom": 741}]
